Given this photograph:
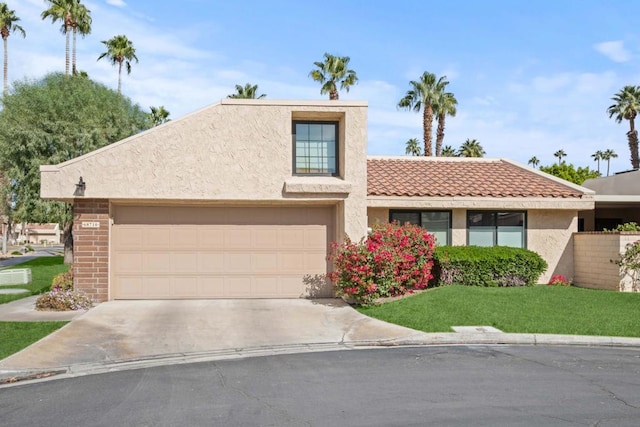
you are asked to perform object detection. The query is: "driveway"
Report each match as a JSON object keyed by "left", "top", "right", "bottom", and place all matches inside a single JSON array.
[{"left": 0, "top": 299, "right": 433, "bottom": 371}]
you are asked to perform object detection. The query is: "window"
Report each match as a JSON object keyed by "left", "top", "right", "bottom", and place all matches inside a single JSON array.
[
  {"left": 389, "top": 210, "right": 451, "bottom": 245},
  {"left": 467, "top": 211, "right": 526, "bottom": 248},
  {"left": 293, "top": 121, "right": 338, "bottom": 176}
]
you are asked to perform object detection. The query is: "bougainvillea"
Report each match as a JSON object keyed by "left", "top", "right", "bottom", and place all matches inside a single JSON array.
[
  {"left": 327, "top": 222, "right": 436, "bottom": 305},
  {"left": 547, "top": 274, "right": 571, "bottom": 286}
]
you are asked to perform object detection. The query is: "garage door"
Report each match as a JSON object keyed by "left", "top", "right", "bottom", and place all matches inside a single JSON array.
[{"left": 111, "top": 206, "right": 333, "bottom": 299}]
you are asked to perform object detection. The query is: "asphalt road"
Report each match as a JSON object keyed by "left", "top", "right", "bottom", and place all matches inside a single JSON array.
[{"left": 2, "top": 345, "right": 640, "bottom": 426}]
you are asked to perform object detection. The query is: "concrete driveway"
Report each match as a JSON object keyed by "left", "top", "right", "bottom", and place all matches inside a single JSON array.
[{"left": 0, "top": 299, "right": 433, "bottom": 371}]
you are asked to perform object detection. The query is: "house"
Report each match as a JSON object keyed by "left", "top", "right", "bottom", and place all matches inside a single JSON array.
[
  {"left": 40, "top": 100, "right": 594, "bottom": 302},
  {"left": 14, "top": 223, "right": 62, "bottom": 245}
]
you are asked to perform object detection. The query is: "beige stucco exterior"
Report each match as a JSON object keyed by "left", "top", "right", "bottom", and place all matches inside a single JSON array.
[
  {"left": 41, "top": 100, "right": 369, "bottom": 242},
  {"left": 368, "top": 206, "right": 584, "bottom": 283}
]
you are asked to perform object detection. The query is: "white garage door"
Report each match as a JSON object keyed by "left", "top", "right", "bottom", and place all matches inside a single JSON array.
[{"left": 111, "top": 206, "right": 333, "bottom": 299}]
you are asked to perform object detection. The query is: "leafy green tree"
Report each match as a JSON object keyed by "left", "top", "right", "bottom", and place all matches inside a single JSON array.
[
  {"left": 405, "top": 138, "right": 421, "bottom": 156},
  {"left": 608, "top": 85, "right": 640, "bottom": 170},
  {"left": 398, "top": 71, "right": 448, "bottom": 157},
  {"left": 0, "top": 3, "right": 25, "bottom": 94},
  {"left": 227, "top": 83, "right": 266, "bottom": 99},
  {"left": 149, "top": 105, "right": 170, "bottom": 126},
  {"left": 309, "top": 53, "right": 357, "bottom": 100},
  {"left": 553, "top": 149, "right": 567, "bottom": 164},
  {"left": 459, "top": 138, "right": 485, "bottom": 157},
  {"left": 97, "top": 34, "right": 138, "bottom": 94},
  {"left": 0, "top": 73, "right": 150, "bottom": 261},
  {"left": 591, "top": 150, "right": 603, "bottom": 174},
  {"left": 433, "top": 91, "right": 457, "bottom": 156},
  {"left": 528, "top": 156, "right": 540, "bottom": 168},
  {"left": 539, "top": 163, "right": 600, "bottom": 185},
  {"left": 440, "top": 145, "right": 458, "bottom": 157},
  {"left": 601, "top": 148, "right": 618, "bottom": 176}
]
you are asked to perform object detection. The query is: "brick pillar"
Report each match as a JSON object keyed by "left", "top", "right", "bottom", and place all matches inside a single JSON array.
[{"left": 73, "top": 199, "right": 110, "bottom": 302}]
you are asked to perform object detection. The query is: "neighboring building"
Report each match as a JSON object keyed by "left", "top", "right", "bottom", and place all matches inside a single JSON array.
[
  {"left": 40, "top": 100, "right": 594, "bottom": 302},
  {"left": 580, "top": 169, "right": 640, "bottom": 231},
  {"left": 14, "top": 223, "right": 62, "bottom": 244}
]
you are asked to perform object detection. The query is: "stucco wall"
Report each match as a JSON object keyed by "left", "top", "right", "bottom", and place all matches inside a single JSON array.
[
  {"left": 366, "top": 207, "right": 577, "bottom": 283},
  {"left": 574, "top": 232, "right": 640, "bottom": 292}
]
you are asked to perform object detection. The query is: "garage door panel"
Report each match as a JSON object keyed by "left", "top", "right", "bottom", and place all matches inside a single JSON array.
[{"left": 112, "top": 206, "right": 333, "bottom": 299}]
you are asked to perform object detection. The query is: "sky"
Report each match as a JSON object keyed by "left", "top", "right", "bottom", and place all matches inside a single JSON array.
[{"left": 4, "top": 0, "right": 640, "bottom": 175}]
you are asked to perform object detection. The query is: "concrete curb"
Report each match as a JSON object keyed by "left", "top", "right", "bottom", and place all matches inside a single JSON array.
[{"left": 2, "top": 333, "right": 640, "bottom": 388}]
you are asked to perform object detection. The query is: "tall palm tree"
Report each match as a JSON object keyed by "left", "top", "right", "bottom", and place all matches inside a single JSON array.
[
  {"left": 309, "top": 53, "right": 357, "bottom": 100},
  {"left": 608, "top": 85, "right": 640, "bottom": 169},
  {"left": 433, "top": 91, "right": 457, "bottom": 156},
  {"left": 405, "top": 138, "right": 421, "bottom": 156},
  {"left": 41, "top": 0, "right": 76, "bottom": 75},
  {"left": 97, "top": 34, "right": 138, "bottom": 94},
  {"left": 398, "top": 72, "right": 448, "bottom": 157},
  {"left": 553, "top": 149, "right": 567, "bottom": 165},
  {"left": 70, "top": 1, "right": 90, "bottom": 75},
  {"left": 440, "top": 145, "right": 458, "bottom": 157},
  {"left": 602, "top": 149, "right": 618, "bottom": 176},
  {"left": 227, "top": 83, "right": 266, "bottom": 99},
  {"left": 528, "top": 156, "right": 540, "bottom": 168},
  {"left": 149, "top": 106, "right": 170, "bottom": 127},
  {"left": 459, "top": 139, "right": 485, "bottom": 157},
  {"left": 591, "top": 150, "right": 603, "bottom": 174},
  {"left": 0, "top": 3, "right": 25, "bottom": 95}
]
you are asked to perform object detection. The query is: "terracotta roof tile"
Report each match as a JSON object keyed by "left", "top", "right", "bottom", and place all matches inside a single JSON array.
[{"left": 367, "top": 158, "right": 585, "bottom": 198}]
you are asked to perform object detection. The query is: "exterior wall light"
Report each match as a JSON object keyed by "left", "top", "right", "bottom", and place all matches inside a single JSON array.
[{"left": 74, "top": 177, "right": 86, "bottom": 197}]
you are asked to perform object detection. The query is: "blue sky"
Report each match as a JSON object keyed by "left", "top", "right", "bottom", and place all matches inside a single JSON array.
[{"left": 5, "top": 0, "right": 640, "bottom": 174}]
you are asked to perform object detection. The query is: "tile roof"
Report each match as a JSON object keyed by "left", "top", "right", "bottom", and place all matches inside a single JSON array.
[{"left": 367, "top": 158, "right": 586, "bottom": 198}]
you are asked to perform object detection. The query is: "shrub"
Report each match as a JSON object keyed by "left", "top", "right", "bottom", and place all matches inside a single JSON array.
[
  {"left": 548, "top": 274, "right": 571, "bottom": 286},
  {"left": 50, "top": 271, "right": 73, "bottom": 291},
  {"left": 35, "top": 288, "right": 93, "bottom": 311},
  {"left": 612, "top": 240, "right": 640, "bottom": 292},
  {"left": 604, "top": 222, "right": 640, "bottom": 232},
  {"left": 10, "top": 251, "right": 22, "bottom": 256},
  {"left": 25, "top": 245, "right": 34, "bottom": 252},
  {"left": 327, "top": 222, "right": 436, "bottom": 305},
  {"left": 433, "top": 246, "right": 547, "bottom": 287}
]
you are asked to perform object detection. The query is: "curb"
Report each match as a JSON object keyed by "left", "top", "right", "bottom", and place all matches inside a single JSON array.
[{"left": 2, "top": 333, "right": 640, "bottom": 387}]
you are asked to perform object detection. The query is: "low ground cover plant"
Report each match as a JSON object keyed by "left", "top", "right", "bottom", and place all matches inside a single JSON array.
[
  {"left": 548, "top": 274, "right": 571, "bottom": 286},
  {"left": 35, "top": 269, "right": 92, "bottom": 311},
  {"left": 433, "top": 246, "right": 547, "bottom": 287},
  {"left": 328, "top": 222, "right": 436, "bottom": 305}
]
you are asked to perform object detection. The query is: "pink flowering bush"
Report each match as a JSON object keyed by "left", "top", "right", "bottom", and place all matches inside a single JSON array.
[
  {"left": 327, "top": 222, "right": 436, "bottom": 305},
  {"left": 547, "top": 274, "right": 571, "bottom": 286}
]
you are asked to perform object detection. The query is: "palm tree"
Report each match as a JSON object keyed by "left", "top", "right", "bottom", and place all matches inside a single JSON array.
[
  {"left": 0, "top": 3, "right": 25, "bottom": 95},
  {"left": 405, "top": 138, "right": 421, "bottom": 156},
  {"left": 41, "top": 0, "right": 76, "bottom": 75},
  {"left": 591, "top": 150, "right": 603, "bottom": 174},
  {"left": 528, "top": 156, "right": 540, "bottom": 168},
  {"left": 433, "top": 91, "right": 457, "bottom": 156},
  {"left": 459, "top": 139, "right": 485, "bottom": 157},
  {"left": 97, "top": 34, "right": 138, "bottom": 94},
  {"left": 608, "top": 85, "right": 640, "bottom": 169},
  {"left": 70, "top": 1, "right": 90, "bottom": 75},
  {"left": 309, "top": 53, "right": 357, "bottom": 100},
  {"left": 398, "top": 72, "right": 448, "bottom": 157},
  {"left": 149, "top": 106, "right": 170, "bottom": 126},
  {"left": 440, "top": 145, "right": 458, "bottom": 157},
  {"left": 553, "top": 149, "right": 567, "bottom": 164},
  {"left": 601, "top": 149, "right": 618, "bottom": 176},
  {"left": 227, "top": 83, "right": 266, "bottom": 99}
]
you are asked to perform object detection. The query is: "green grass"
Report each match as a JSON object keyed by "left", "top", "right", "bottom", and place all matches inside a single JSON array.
[
  {"left": 0, "top": 257, "right": 69, "bottom": 305},
  {"left": 357, "top": 285, "right": 640, "bottom": 337},
  {"left": 0, "top": 321, "right": 68, "bottom": 360}
]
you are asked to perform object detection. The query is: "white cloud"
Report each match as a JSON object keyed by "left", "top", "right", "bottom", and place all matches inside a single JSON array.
[
  {"left": 594, "top": 40, "right": 632, "bottom": 63},
  {"left": 105, "top": 0, "right": 127, "bottom": 7}
]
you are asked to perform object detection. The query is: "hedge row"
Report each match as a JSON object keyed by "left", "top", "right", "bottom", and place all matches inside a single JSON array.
[{"left": 432, "top": 245, "right": 548, "bottom": 287}]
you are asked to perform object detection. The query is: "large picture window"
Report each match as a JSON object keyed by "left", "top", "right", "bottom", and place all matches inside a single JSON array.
[
  {"left": 467, "top": 211, "right": 526, "bottom": 248},
  {"left": 293, "top": 121, "right": 338, "bottom": 176},
  {"left": 389, "top": 210, "right": 451, "bottom": 245}
]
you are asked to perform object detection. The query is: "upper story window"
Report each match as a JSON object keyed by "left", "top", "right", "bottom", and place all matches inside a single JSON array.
[
  {"left": 389, "top": 210, "right": 452, "bottom": 245},
  {"left": 467, "top": 211, "right": 526, "bottom": 248},
  {"left": 293, "top": 121, "right": 338, "bottom": 176}
]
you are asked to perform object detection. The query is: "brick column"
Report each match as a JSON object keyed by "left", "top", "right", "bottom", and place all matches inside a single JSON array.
[{"left": 73, "top": 199, "right": 110, "bottom": 302}]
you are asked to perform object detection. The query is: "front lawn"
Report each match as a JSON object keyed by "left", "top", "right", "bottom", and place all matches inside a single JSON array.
[
  {"left": 358, "top": 285, "right": 640, "bottom": 337},
  {"left": 0, "top": 321, "right": 68, "bottom": 360},
  {"left": 0, "top": 257, "right": 69, "bottom": 305}
]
